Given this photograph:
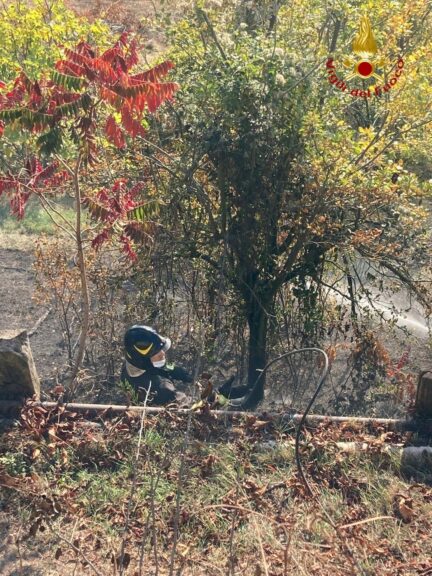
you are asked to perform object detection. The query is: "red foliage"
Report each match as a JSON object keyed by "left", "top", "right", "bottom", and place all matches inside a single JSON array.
[
  {"left": 121, "top": 104, "right": 145, "bottom": 137},
  {"left": 105, "top": 115, "right": 126, "bottom": 148},
  {"left": 92, "top": 228, "right": 112, "bottom": 250},
  {"left": 29, "top": 81, "right": 43, "bottom": 108},
  {"left": 10, "top": 188, "right": 30, "bottom": 219},
  {"left": 84, "top": 178, "right": 138, "bottom": 224},
  {"left": 5, "top": 73, "right": 29, "bottom": 105},
  {"left": 131, "top": 61, "right": 175, "bottom": 83},
  {"left": 82, "top": 178, "right": 153, "bottom": 258},
  {"left": 0, "top": 158, "right": 68, "bottom": 218},
  {"left": 125, "top": 39, "right": 139, "bottom": 69},
  {"left": 120, "top": 234, "right": 138, "bottom": 261},
  {"left": 387, "top": 347, "right": 411, "bottom": 378},
  {"left": 52, "top": 34, "right": 178, "bottom": 148},
  {"left": 0, "top": 34, "right": 177, "bottom": 258},
  {"left": 395, "top": 347, "right": 411, "bottom": 371},
  {"left": 56, "top": 60, "right": 86, "bottom": 77},
  {"left": 0, "top": 34, "right": 178, "bottom": 155},
  {"left": 129, "top": 181, "right": 146, "bottom": 197}
]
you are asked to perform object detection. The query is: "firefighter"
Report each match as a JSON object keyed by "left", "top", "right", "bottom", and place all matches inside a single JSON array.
[{"left": 121, "top": 325, "right": 193, "bottom": 404}]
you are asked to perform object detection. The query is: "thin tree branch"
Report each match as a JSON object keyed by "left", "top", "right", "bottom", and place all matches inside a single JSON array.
[
  {"left": 47, "top": 524, "right": 104, "bottom": 576},
  {"left": 195, "top": 7, "right": 227, "bottom": 61},
  {"left": 118, "top": 385, "right": 151, "bottom": 576},
  {"left": 37, "top": 196, "right": 76, "bottom": 240}
]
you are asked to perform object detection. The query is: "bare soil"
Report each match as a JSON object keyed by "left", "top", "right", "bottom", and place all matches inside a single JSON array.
[{"left": 0, "top": 238, "right": 68, "bottom": 389}]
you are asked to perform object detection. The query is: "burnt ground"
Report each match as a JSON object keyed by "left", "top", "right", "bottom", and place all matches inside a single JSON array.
[
  {"left": 0, "top": 235, "right": 135, "bottom": 405},
  {"left": 0, "top": 232, "right": 430, "bottom": 411},
  {"left": 0, "top": 235, "right": 196, "bottom": 404},
  {"left": 0, "top": 242, "right": 431, "bottom": 576}
]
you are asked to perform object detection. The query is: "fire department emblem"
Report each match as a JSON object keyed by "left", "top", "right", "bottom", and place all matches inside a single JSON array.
[
  {"left": 342, "top": 15, "right": 385, "bottom": 83},
  {"left": 326, "top": 15, "right": 405, "bottom": 99}
]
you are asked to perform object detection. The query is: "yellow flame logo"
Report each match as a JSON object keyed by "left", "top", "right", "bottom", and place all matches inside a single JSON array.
[
  {"left": 343, "top": 15, "right": 384, "bottom": 83},
  {"left": 352, "top": 15, "right": 378, "bottom": 56}
]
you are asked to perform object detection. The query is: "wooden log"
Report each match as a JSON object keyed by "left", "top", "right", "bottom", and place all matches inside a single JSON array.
[{"left": 0, "top": 400, "right": 431, "bottom": 433}]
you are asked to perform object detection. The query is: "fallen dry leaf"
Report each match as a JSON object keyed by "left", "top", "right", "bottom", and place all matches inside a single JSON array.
[{"left": 393, "top": 493, "right": 416, "bottom": 523}]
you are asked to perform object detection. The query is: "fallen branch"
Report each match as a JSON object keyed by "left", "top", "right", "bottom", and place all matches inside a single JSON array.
[
  {"left": 338, "top": 515, "right": 394, "bottom": 530},
  {"left": 47, "top": 524, "right": 104, "bottom": 576},
  {"left": 0, "top": 264, "right": 28, "bottom": 273},
  {"left": 0, "top": 400, "right": 428, "bottom": 432},
  {"left": 28, "top": 309, "right": 51, "bottom": 337}
]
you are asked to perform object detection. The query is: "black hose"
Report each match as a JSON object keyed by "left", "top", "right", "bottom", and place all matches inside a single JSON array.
[
  {"left": 228, "top": 347, "right": 329, "bottom": 495},
  {"left": 293, "top": 350, "right": 329, "bottom": 496}
]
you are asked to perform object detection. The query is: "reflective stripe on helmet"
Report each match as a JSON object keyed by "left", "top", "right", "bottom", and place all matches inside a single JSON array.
[{"left": 133, "top": 342, "right": 153, "bottom": 356}]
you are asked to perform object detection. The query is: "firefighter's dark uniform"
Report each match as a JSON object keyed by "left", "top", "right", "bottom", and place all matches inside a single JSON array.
[{"left": 120, "top": 325, "right": 193, "bottom": 404}]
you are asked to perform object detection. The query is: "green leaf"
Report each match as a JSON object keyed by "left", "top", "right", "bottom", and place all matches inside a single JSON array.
[
  {"left": 51, "top": 70, "right": 86, "bottom": 91},
  {"left": 0, "top": 108, "right": 23, "bottom": 121},
  {"left": 37, "top": 126, "right": 63, "bottom": 155},
  {"left": 55, "top": 93, "right": 92, "bottom": 116},
  {"left": 20, "top": 109, "right": 53, "bottom": 128},
  {"left": 55, "top": 100, "right": 80, "bottom": 117},
  {"left": 127, "top": 200, "right": 161, "bottom": 221}
]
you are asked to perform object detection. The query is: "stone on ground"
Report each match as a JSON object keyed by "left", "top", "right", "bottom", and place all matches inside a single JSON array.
[{"left": 0, "top": 330, "right": 40, "bottom": 401}]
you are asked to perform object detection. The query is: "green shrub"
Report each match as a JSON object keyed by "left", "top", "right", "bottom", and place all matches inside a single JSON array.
[{"left": 0, "top": 0, "right": 111, "bottom": 82}]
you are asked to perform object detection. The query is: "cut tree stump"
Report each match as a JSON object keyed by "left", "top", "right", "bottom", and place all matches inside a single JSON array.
[
  {"left": 415, "top": 371, "right": 432, "bottom": 418},
  {"left": 0, "top": 330, "right": 40, "bottom": 401}
]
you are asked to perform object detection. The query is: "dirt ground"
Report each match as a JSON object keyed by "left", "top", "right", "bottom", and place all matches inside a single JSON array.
[
  {"left": 0, "top": 244, "right": 430, "bottom": 576},
  {"left": 0, "top": 508, "right": 118, "bottom": 575},
  {"left": 68, "top": 0, "right": 183, "bottom": 54},
  {"left": 0, "top": 235, "right": 68, "bottom": 390},
  {"left": 0, "top": 513, "right": 64, "bottom": 576}
]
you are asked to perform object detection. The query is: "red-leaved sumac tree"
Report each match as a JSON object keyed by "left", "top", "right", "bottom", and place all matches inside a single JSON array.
[{"left": 0, "top": 33, "right": 178, "bottom": 387}]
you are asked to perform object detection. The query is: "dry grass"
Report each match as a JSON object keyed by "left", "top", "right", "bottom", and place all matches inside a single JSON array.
[
  {"left": 0, "top": 230, "right": 38, "bottom": 251},
  {"left": 1, "top": 404, "right": 431, "bottom": 575}
]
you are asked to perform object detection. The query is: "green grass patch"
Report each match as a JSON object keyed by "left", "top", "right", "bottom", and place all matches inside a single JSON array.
[{"left": 0, "top": 196, "right": 75, "bottom": 235}]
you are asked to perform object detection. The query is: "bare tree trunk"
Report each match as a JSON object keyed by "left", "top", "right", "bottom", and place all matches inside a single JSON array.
[
  {"left": 68, "top": 157, "right": 90, "bottom": 393},
  {"left": 242, "top": 287, "right": 274, "bottom": 409}
]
